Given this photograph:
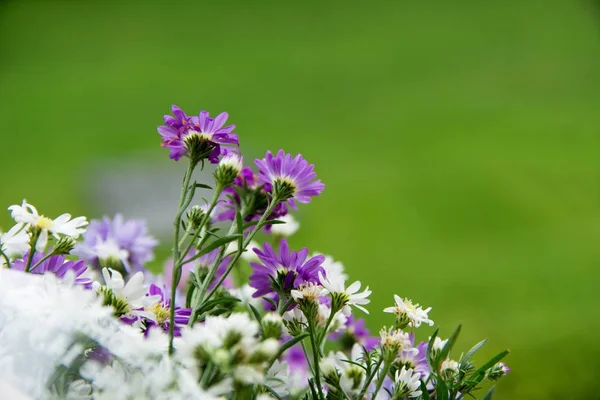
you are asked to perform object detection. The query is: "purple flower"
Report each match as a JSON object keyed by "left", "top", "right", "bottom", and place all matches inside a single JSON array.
[
  {"left": 249, "top": 239, "right": 325, "bottom": 299},
  {"left": 74, "top": 214, "right": 157, "bottom": 274},
  {"left": 12, "top": 252, "right": 92, "bottom": 289},
  {"left": 400, "top": 339, "right": 430, "bottom": 378},
  {"left": 329, "top": 316, "right": 379, "bottom": 351},
  {"left": 158, "top": 105, "right": 238, "bottom": 163},
  {"left": 142, "top": 284, "right": 192, "bottom": 337},
  {"left": 215, "top": 166, "right": 291, "bottom": 232},
  {"left": 255, "top": 150, "right": 324, "bottom": 204}
]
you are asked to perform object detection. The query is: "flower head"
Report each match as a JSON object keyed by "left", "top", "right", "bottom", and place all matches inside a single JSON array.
[
  {"left": 0, "top": 224, "right": 30, "bottom": 266},
  {"left": 384, "top": 295, "right": 433, "bottom": 329},
  {"left": 255, "top": 150, "right": 324, "bottom": 204},
  {"left": 158, "top": 105, "right": 238, "bottom": 163},
  {"left": 249, "top": 239, "right": 325, "bottom": 299},
  {"left": 8, "top": 200, "right": 87, "bottom": 252},
  {"left": 142, "top": 284, "right": 191, "bottom": 337},
  {"left": 93, "top": 268, "right": 160, "bottom": 321},
  {"left": 393, "top": 366, "right": 422, "bottom": 398},
  {"left": 74, "top": 214, "right": 157, "bottom": 274},
  {"left": 318, "top": 269, "right": 371, "bottom": 316},
  {"left": 12, "top": 252, "right": 92, "bottom": 289}
]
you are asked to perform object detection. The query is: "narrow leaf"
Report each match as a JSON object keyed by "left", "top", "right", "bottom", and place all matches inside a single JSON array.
[
  {"left": 269, "top": 333, "right": 310, "bottom": 365},
  {"left": 463, "top": 339, "right": 487, "bottom": 362},
  {"left": 437, "top": 324, "right": 462, "bottom": 369},
  {"left": 420, "top": 381, "right": 431, "bottom": 400},
  {"left": 248, "top": 303, "right": 262, "bottom": 323},
  {"left": 436, "top": 379, "right": 449, "bottom": 400},
  {"left": 427, "top": 327, "right": 440, "bottom": 370},
  {"left": 197, "top": 234, "right": 242, "bottom": 257},
  {"left": 471, "top": 349, "right": 510, "bottom": 378},
  {"left": 483, "top": 386, "right": 495, "bottom": 400},
  {"left": 194, "top": 183, "right": 213, "bottom": 190}
]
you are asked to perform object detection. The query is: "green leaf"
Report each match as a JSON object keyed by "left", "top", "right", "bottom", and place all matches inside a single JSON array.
[
  {"left": 196, "top": 234, "right": 242, "bottom": 257},
  {"left": 248, "top": 303, "right": 262, "bottom": 323},
  {"left": 427, "top": 327, "right": 440, "bottom": 370},
  {"left": 197, "top": 297, "right": 240, "bottom": 313},
  {"left": 436, "top": 379, "right": 449, "bottom": 400},
  {"left": 242, "top": 219, "right": 285, "bottom": 231},
  {"left": 194, "top": 183, "right": 213, "bottom": 190},
  {"left": 437, "top": 324, "right": 462, "bottom": 369},
  {"left": 235, "top": 210, "right": 244, "bottom": 248},
  {"left": 483, "top": 386, "right": 495, "bottom": 400},
  {"left": 471, "top": 349, "right": 510, "bottom": 378},
  {"left": 269, "top": 333, "right": 310, "bottom": 365},
  {"left": 420, "top": 381, "right": 431, "bottom": 400},
  {"left": 463, "top": 339, "right": 487, "bottom": 363}
]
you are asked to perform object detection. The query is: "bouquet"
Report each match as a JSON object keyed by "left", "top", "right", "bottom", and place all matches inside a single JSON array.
[{"left": 0, "top": 105, "right": 509, "bottom": 399}]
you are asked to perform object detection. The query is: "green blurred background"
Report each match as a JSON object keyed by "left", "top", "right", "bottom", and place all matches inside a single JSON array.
[{"left": 1, "top": 1, "right": 599, "bottom": 398}]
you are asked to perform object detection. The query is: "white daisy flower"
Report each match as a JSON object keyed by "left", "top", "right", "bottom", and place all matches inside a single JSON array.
[
  {"left": 93, "top": 268, "right": 160, "bottom": 319},
  {"left": 0, "top": 224, "right": 30, "bottom": 266},
  {"left": 393, "top": 366, "right": 422, "bottom": 398},
  {"left": 291, "top": 282, "right": 326, "bottom": 303},
  {"left": 318, "top": 270, "right": 371, "bottom": 315},
  {"left": 441, "top": 359, "right": 459, "bottom": 374},
  {"left": 270, "top": 214, "right": 300, "bottom": 237},
  {"left": 8, "top": 200, "right": 87, "bottom": 252},
  {"left": 383, "top": 295, "right": 433, "bottom": 328}
]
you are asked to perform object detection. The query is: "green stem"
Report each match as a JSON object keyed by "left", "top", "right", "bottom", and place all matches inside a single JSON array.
[
  {"left": 24, "top": 232, "right": 40, "bottom": 273},
  {"left": 370, "top": 359, "right": 391, "bottom": 400},
  {"left": 30, "top": 250, "right": 58, "bottom": 272},
  {"left": 179, "top": 184, "right": 224, "bottom": 264},
  {"left": 358, "top": 357, "right": 383, "bottom": 399},
  {"left": 307, "top": 316, "right": 325, "bottom": 399},
  {"left": 168, "top": 162, "right": 196, "bottom": 355},
  {"left": 0, "top": 248, "right": 11, "bottom": 269},
  {"left": 201, "top": 197, "right": 280, "bottom": 306}
]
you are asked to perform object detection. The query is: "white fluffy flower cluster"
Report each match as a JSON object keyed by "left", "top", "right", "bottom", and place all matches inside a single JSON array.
[{"left": 177, "top": 313, "right": 279, "bottom": 385}]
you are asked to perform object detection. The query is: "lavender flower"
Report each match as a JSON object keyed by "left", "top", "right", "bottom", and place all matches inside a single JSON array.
[
  {"left": 74, "top": 214, "right": 157, "bottom": 274},
  {"left": 249, "top": 239, "right": 325, "bottom": 299},
  {"left": 255, "top": 150, "right": 324, "bottom": 203},
  {"left": 142, "top": 284, "right": 191, "bottom": 337},
  {"left": 158, "top": 105, "right": 238, "bottom": 163},
  {"left": 12, "top": 252, "right": 92, "bottom": 289}
]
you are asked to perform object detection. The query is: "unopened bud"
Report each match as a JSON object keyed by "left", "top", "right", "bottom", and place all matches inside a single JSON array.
[
  {"left": 261, "top": 313, "right": 283, "bottom": 340},
  {"left": 52, "top": 236, "right": 76, "bottom": 255},
  {"left": 214, "top": 153, "right": 243, "bottom": 187}
]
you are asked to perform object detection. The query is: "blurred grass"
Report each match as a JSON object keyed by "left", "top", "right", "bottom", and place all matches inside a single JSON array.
[{"left": 1, "top": 1, "right": 600, "bottom": 398}]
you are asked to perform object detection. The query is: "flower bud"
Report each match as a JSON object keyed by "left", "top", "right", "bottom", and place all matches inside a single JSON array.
[
  {"left": 214, "top": 153, "right": 243, "bottom": 187},
  {"left": 486, "top": 362, "right": 510, "bottom": 381},
  {"left": 380, "top": 327, "right": 411, "bottom": 362},
  {"left": 261, "top": 312, "right": 283, "bottom": 340},
  {"left": 248, "top": 338, "right": 279, "bottom": 364},
  {"left": 440, "top": 359, "right": 459, "bottom": 380},
  {"left": 186, "top": 205, "right": 206, "bottom": 230},
  {"left": 184, "top": 132, "right": 217, "bottom": 166},
  {"left": 51, "top": 236, "right": 76, "bottom": 255}
]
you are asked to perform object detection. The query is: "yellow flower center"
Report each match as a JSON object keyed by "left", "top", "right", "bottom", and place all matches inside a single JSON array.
[
  {"left": 36, "top": 216, "right": 53, "bottom": 230},
  {"left": 147, "top": 303, "right": 170, "bottom": 325}
]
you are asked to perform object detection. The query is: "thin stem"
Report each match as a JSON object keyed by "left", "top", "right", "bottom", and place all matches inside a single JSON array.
[
  {"left": 29, "top": 252, "right": 55, "bottom": 273},
  {"left": 179, "top": 184, "right": 224, "bottom": 264},
  {"left": 0, "top": 248, "right": 11, "bottom": 269},
  {"left": 168, "top": 162, "right": 196, "bottom": 355},
  {"left": 24, "top": 232, "right": 40, "bottom": 273},
  {"left": 201, "top": 197, "right": 280, "bottom": 306},
  {"left": 370, "top": 358, "right": 391, "bottom": 400},
  {"left": 307, "top": 316, "right": 325, "bottom": 399},
  {"left": 358, "top": 356, "right": 383, "bottom": 399}
]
